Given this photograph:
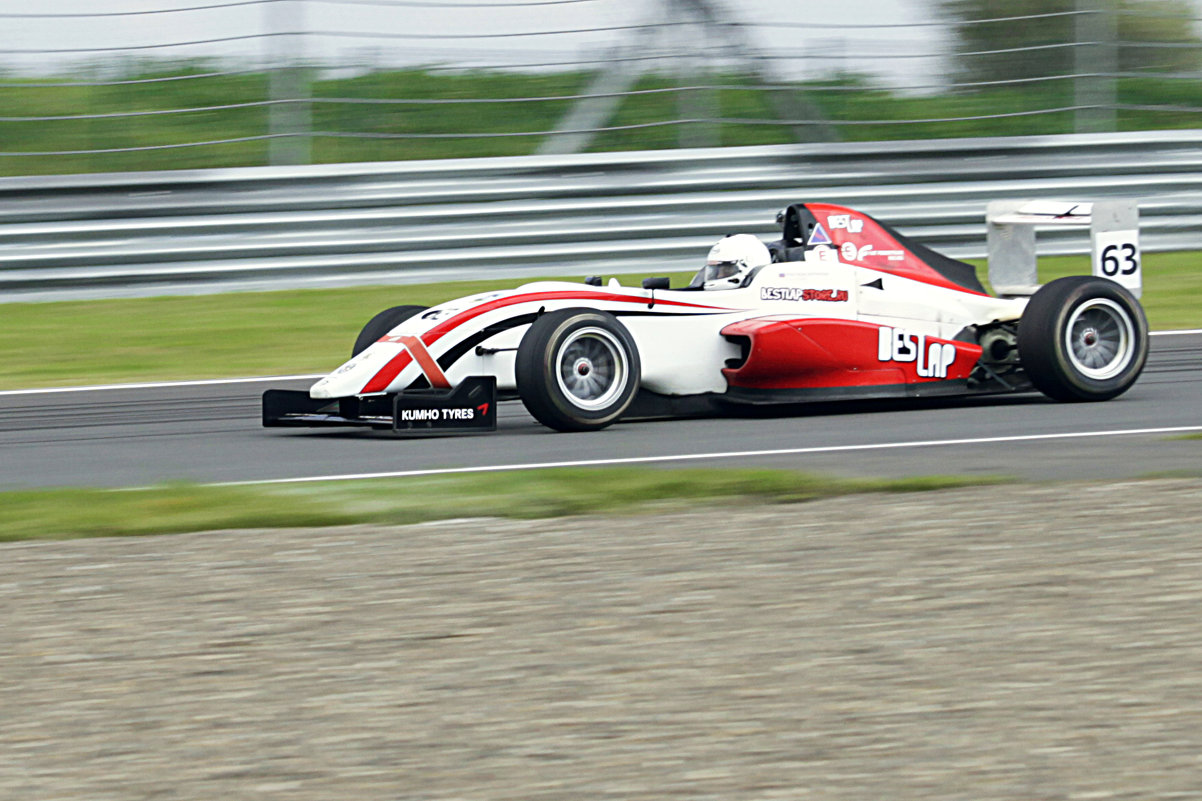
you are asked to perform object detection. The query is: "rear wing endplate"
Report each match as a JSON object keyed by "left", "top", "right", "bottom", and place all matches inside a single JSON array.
[{"left": 986, "top": 200, "right": 1141, "bottom": 298}]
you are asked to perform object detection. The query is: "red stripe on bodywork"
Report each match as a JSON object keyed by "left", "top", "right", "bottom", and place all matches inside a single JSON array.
[
  {"left": 359, "top": 289, "right": 735, "bottom": 395},
  {"left": 361, "top": 350, "right": 413, "bottom": 394},
  {"left": 397, "top": 335, "right": 451, "bottom": 389}
]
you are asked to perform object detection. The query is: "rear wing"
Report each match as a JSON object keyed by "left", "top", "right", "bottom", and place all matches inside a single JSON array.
[{"left": 986, "top": 200, "right": 1141, "bottom": 298}]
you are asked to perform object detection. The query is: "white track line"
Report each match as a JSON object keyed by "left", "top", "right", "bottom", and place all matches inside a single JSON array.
[
  {"left": 215, "top": 425, "right": 1202, "bottom": 487},
  {"left": 0, "top": 374, "right": 323, "bottom": 397},
  {"left": 4, "top": 329, "right": 1200, "bottom": 398}
]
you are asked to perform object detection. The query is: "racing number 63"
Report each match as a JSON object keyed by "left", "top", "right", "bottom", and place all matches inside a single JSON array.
[
  {"left": 1099, "top": 242, "right": 1138, "bottom": 277},
  {"left": 1092, "top": 229, "right": 1141, "bottom": 296}
]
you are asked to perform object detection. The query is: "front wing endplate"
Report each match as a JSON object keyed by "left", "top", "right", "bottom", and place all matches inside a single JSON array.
[{"left": 263, "top": 376, "right": 497, "bottom": 434}]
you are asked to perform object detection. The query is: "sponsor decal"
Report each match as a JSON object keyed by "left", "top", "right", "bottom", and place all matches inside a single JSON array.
[
  {"left": 398, "top": 406, "right": 481, "bottom": 422},
  {"left": 840, "top": 242, "right": 905, "bottom": 261},
  {"left": 805, "top": 245, "right": 837, "bottom": 262},
  {"left": 761, "top": 287, "right": 849, "bottom": 302},
  {"left": 841, "top": 242, "right": 868, "bottom": 261},
  {"left": 827, "top": 214, "right": 864, "bottom": 234},
  {"left": 808, "top": 222, "right": 833, "bottom": 246},
  {"left": 877, "top": 326, "right": 957, "bottom": 379},
  {"left": 393, "top": 379, "right": 496, "bottom": 432}
]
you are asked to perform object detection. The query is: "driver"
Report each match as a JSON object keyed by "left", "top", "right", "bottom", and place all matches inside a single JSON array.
[{"left": 690, "top": 234, "right": 772, "bottom": 290}]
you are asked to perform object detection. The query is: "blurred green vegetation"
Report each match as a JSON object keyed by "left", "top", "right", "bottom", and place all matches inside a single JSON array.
[
  {"left": 0, "top": 468, "right": 1005, "bottom": 540},
  {"left": 3, "top": 60, "right": 1202, "bottom": 175},
  {"left": 939, "top": 0, "right": 1201, "bottom": 84},
  {"left": 0, "top": 250, "right": 1196, "bottom": 391}
]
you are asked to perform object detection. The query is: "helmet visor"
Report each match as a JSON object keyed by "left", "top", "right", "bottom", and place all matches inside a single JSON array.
[{"left": 703, "top": 260, "right": 743, "bottom": 282}]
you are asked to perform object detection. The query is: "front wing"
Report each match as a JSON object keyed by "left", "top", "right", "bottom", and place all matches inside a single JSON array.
[{"left": 263, "top": 375, "right": 497, "bottom": 433}]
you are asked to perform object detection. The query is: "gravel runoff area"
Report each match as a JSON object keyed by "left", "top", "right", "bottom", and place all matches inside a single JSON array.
[{"left": 4, "top": 479, "right": 1202, "bottom": 800}]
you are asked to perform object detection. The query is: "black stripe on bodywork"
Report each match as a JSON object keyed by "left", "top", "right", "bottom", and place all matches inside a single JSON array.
[{"left": 436, "top": 313, "right": 539, "bottom": 372}]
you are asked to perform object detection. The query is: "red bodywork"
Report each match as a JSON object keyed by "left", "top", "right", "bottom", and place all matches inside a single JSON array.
[
  {"left": 722, "top": 318, "right": 982, "bottom": 391},
  {"left": 803, "top": 202, "right": 990, "bottom": 296}
]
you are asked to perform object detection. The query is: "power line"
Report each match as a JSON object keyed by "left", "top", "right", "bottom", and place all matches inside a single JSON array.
[
  {"left": 312, "top": 0, "right": 609, "bottom": 6},
  {"left": 0, "top": 1, "right": 273, "bottom": 18},
  {"left": 0, "top": 33, "right": 283, "bottom": 55},
  {"left": 0, "top": 22, "right": 697, "bottom": 54},
  {"left": 0, "top": 67, "right": 285, "bottom": 89},
  {"left": 741, "top": 10, "right": 1090, "bottom": 30}
]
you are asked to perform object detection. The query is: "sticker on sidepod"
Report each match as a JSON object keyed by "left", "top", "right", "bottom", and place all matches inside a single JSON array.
[
  {"left": 877, "top": 327, "right": 957, "bottom": 379},
  {"left": 761, "top": 287, "right": 849, "bottom": 302}
]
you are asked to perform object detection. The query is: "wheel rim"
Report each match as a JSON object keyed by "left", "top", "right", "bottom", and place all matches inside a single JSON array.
[
  {"left": 1064, "top": 298, "right": 1136, "bottom": 380},
  {"left": 554, "top": 327, "right": 629, "bottom": 410}
]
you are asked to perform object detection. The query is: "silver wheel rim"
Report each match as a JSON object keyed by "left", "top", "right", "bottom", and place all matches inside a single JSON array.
[
  {"left": 554, "top": 326, "right": 629, "bottom": 411},
  {"left": 1065, "top": 298, "right": 1135, "bottom": 380}
]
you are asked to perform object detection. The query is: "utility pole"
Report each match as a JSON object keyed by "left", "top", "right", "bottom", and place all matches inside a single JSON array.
[{"left": 266, "top": 0, "right": 312, "bottom": 165}]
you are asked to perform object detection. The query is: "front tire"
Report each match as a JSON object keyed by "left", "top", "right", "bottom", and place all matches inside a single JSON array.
[
  {"left": 1017, "top": 276, "right": 1148, "bottom": 402},
  {"left": 516, "top": 309, "right": 641, "bottom": 432},
  {"left": 352, "top": 305, "right": 427, "bottom": 357}
]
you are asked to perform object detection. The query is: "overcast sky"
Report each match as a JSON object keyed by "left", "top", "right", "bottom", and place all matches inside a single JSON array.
[{"left": 0, "top": 0, "right": 962, "bottom": 87}]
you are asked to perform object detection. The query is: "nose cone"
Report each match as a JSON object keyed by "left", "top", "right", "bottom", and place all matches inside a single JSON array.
[
  {"left": 309, "top": 344, "right": 401, "bottom": 399},
  {"left": 309, "top": 372, "right": 352, "bottom": 399}
]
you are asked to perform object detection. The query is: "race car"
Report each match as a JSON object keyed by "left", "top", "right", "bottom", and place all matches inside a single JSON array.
[{"left": 263, "top": 200, "right": 1149, "bottom": 434}]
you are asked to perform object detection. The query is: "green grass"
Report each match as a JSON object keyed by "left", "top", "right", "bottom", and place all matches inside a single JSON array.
[
  {"left": 0, "top": 467, "right": 1006, "bottom": 541},
  {"left": 5, "top": 62, "right": 1202, "bottom": 175},
  {"left": 1, "top": 250, "right": 1194, "bottom": 391},
  {"left": 970, "top": 250, "right": 1202, "bottom": 330},
  {"left": 0, "top": 272, "right": 695, "bottom": 389},
  {"left": 964, "top": 250, "right": 1202, "bottom": 328}
]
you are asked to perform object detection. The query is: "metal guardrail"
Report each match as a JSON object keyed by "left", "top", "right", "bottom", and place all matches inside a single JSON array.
[{"left": 2, "top": 130, "right": 1201, "bottom": 302}]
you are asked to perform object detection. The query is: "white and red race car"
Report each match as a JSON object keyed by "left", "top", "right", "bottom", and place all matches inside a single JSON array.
[{"left": 263, "top": 201, "right": 1149, "bottom": 433}]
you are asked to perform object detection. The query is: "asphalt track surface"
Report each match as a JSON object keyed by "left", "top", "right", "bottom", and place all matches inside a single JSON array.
[{"left": 2, "top": 332, "right": 1201, "bottom": 490}]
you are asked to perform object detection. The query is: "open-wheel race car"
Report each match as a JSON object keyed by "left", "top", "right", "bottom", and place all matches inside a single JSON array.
[{"left": 263, "top": 200, "right": 1149, "bottom": 434}]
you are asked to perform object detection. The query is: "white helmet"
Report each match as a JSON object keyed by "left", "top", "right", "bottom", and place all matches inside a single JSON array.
[{"left": 693, "top": 234, "right": 771, "bottom": 290}]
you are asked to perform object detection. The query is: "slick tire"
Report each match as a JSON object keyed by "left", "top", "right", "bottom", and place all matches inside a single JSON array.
[
  {"left": 352, "top": 305, "right": 428, "bottom": 357},
  {"left": 516, "top": 309, "right": 641, "bottom": 432},
  {"left": 1017, "top": 276, "right": 1148, "bottom": 402}
]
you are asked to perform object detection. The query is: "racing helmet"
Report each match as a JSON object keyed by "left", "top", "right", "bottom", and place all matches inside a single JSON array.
[{"left": 692, "top": 234, "right": 772, "bottom": 290}]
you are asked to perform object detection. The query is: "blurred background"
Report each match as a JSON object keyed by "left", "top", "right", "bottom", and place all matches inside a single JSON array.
[{"left": 3, "top": 0, "right": 1202, "bottom": 175}]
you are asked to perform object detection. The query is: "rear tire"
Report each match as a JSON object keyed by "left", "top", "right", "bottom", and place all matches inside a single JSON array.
[
  {"left": 516, "top": 309, "right": 641, "bottom": 432},
  {"left": 352, "top": 305, "right": 427, "bottom": 357},
  {"left": 1017, "top": 276, "right": 1147, "bottom": 402}
]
